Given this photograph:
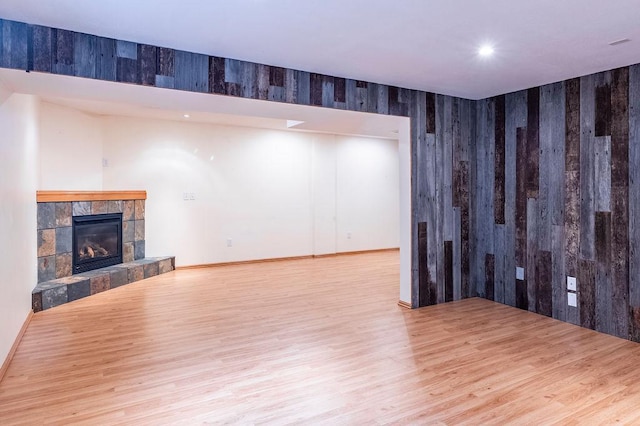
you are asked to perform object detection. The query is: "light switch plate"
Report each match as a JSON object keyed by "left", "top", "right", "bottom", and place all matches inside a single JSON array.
[
  {"left": 567, "top": 276, "right": 577, "bottom": 292},
  {"left": 568, "top": 292, "right": 577, "bottom": 307},
  {"left": 516, "top": 267, "right": 525, "bottom": 281}
]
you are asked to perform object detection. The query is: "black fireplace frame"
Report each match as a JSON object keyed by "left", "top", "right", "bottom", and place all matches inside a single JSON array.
[{"left": 72, "top": 213, "right": 123, "bottom": 274}]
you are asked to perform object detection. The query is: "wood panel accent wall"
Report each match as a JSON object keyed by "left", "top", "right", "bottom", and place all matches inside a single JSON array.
[
  {"left": 475, "top": 64, "right": 640, "bottom": 342},
  {"left": 0, "top": 18, "right": 474, "bottom": 309}
]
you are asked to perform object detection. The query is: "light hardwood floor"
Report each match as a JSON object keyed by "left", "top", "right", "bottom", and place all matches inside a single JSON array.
[{"left": 2, "top": 251, "right": 640, "bottom": 424}]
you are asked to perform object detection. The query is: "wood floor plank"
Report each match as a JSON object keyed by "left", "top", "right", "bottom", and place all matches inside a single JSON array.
[{"left": 2, "top": 252, "right": 640, "bottom": 424}]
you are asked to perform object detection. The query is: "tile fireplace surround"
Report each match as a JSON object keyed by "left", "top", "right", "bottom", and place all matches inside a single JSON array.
[{"left": 34, "top": 191, "right": 175, "bottom": 312}]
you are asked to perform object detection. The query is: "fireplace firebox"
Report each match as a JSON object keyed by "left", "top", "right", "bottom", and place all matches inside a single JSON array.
[{"left": 72, "top": 213, "right": 123, "bottom": 274}]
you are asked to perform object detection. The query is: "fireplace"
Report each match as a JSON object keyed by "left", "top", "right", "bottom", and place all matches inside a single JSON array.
[{"left": 72, "top": 213, "right": 123, "bottom": 274}]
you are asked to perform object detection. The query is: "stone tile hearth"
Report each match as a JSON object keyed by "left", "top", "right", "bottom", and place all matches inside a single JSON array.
[{"left": 32, "top": 257, "right": 175, "bottom": 312}]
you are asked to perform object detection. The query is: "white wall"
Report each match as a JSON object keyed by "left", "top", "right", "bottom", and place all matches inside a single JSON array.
[
  {"left": 335, "top": 136, "right": 400, "bottom": 252},
  {"left": 0, "top": 93, "right": 39, "bottom": 365},
  {"left": 38, "top": 102, "right": 104, "bottom": 190},
  {"left": 97, "top": 115, "right": 399, "bottom": 266}
]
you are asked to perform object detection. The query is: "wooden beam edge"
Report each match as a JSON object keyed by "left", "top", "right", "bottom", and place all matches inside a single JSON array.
[
  {"left": 36, "top": 191, "right": 147, "bottom": 203},
  {"left": 0, "top": 310, "right": 34, "bottom": 384},
  {"left": 176, "top": 248, "right": 400, "bottom": 270}
]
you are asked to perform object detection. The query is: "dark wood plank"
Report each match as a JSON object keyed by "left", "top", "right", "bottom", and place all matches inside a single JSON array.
[
  {"left": 116, "top": 57, "right": 137, "bottom": 84},
  {"left": 257, "top": 64, "right": 270, "bottom": 100},
  {"left": 580, "top": 74, "right": 596, "bottom": 261},
  {"left": 410, "top": 91, "right": 428, "bottom": 307},
  {"left": 388, "top": 86, "right": 400, "bottom": 116},
  {"left": 52, "top": 28, "right": 74, "bottom": 76},
  {"left": 515, "top": 127, "right": 527, "bottom": 268},
  {"left": 536, "top": 250, "right": 552, "bottom": 317},
  {"left": 418, "top": 222, "right": 431, "bottom": 306},
  {"left": 310, "top": 73, "right": 323, "bottom": 106},
  {"left": 516, "top": 279, "right": 528, "bottom": 310},
  {"left": 579, "top": 259, "right": 596, "bottom": 330},
  {"left": 366, "top": 83, "right": 379, "bottom": 113},
  {"left": 611, "top": 66, "right": 630, "bottom": 339},
  {"left": 552, "top": 225, "right": 566, "bottom": 321},
  {"left": 334, "top": 77, "right": 346, "bottom": 103},
  {"left": 435, "top": 94, "right": 446, "bottom": 302},
  {"left": 494, "top": 225, "right": 506, "bottom": 304},
  {"left": 565, "top": 78, "right": 581, "bottom": 279},
  {"left": 269, "top": 66, "right": 285, "bottom": 87},
  {"left": 157, "top": 47, "right": 174, "bottom": 77},
  {"left": 0, "top": 19, "right": 4, "bottom": 68},
  {"left": 526, "top": 87, "right": 540, "bottom": 198},
  {"left": 594, "top": 136, "right": 611, "bottom": 212},
  {"left": 31, "top": 25, "right": 51, "bottom": 72},
  {"left": 595, "top": 80, "right": 611, "bottom": 137},
  {"left": 209, "top": 56, "right": 225, "bottom": 94},
  {"left": 548, "top": 82, "right": 566, "bottom": 227},
  {"left": 453, "top": 208, "right": 462, "bottom": 300},
  {"left": 96, "top": 37, "right": 116, "bottom": 81},
  {"left": 460, "top": 161, "right": 470, "bottom": 299},
  {"left": 137, "top": 44, "right": 156, "bottom": 86},
  {"left": 73, "top": 33, "right": 96, "bottom": 79},
  {"left": 485, "top": 253, "right": 495, "bottom": 302},
  {"left": 445, "top": 241, "right": 453, "bottom": 302},
  {"left": 376, "top": 84, "right": 389, "bottom": 115},
  {"left": 284, "top": 69, "right": 297, "bottom": 103},
  {"left": 504, "top": 91, "right": 527, "bottom": 307},
  {"left": 240, "top": 61, "right": 257, "bottom": 98},
  {"left": 611, "top": 67, "right": 629, "bottom": 187},
  {"left": 629, "top": 64, "right": 640, "bottom": 341},
  {"left": 443, "top": 96, "right": 454, "bottom": 242},
  {"left": 296, "top": 70, "right": 310, "bottom": 105},
  {"left": 595, "top": 211, "right": 612, "bottom": 334},
  {"left": 1, "top": 20, "right": 28, "bottom": 70},
  {"left": 527, "top": 198, "right": 538, "bottom": 311},
  {"left": 174, "top": 50, "right": 208, "bottom": 93},
  {"left": 494, "top": 95, "right": 506, "bottom": 224},
  {"left": 611, "top": 187, "right": 629, "bottom": 338},
  {"left": 321, "top": 75, "right": 335, "bottom": 108},
  {"left": 426, "top": 92, "right": 436, "bottom": 134}
]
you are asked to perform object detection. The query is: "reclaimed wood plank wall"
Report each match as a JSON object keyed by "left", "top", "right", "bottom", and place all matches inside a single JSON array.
[
  {"left": 475, "top": 64, "right": 640, "bottom": 342},
  {"left": 0, "top": 18, "right": 474, "bottom": 309}
]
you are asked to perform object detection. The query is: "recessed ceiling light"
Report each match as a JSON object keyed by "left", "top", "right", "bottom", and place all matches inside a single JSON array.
[
  {"left": 478, "top": 45, "right": 494, "bottom": 57},
  {"left": 183, "top": 114, "right": 190, "bottom": 118}
]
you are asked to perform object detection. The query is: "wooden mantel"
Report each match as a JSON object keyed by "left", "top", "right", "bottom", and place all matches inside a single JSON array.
[{"left": 36, "top": 191, "right": 147, "bottom": 203}]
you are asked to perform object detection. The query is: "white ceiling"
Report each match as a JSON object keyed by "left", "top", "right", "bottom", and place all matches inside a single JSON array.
[{"left": 1, "top": 1, "right": 639, "bottom": 99}]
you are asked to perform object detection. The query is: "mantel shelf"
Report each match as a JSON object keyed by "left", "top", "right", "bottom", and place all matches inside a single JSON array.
[{"left": 36, "top": 191, "right": 147, "bottom": 203}]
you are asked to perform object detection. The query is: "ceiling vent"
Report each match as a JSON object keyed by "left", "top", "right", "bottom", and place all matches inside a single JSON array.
[{"left": 608, "top": 38, "right": 630, "bottom": 46}]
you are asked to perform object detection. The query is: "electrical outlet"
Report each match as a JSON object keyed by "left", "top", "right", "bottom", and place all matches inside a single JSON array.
[
  {"left": 568, "top": 292, "right": 577, "bottom": 307},
  {"left": 516, "top": 267, "right": 525, "bottom": 280},
  {"left": 227, "top": 238, "right": 232, "bottom": 247},
  {"left": 567, "top": 276, "right": 577, "bottom": 292},
  {"left": 347, "top": 232, "right": 352, "bottom": 239}
]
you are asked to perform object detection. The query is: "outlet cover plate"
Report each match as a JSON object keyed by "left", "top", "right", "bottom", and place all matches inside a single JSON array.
[
  {"left": 567, "top": 276, "right": 577, "bottom": 291},
  {"left": 568, "top": 292, "right": 577, "bottom": 307},
  {"left": 516, "top": 267, "right": 525, "bottom": 280}
]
